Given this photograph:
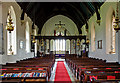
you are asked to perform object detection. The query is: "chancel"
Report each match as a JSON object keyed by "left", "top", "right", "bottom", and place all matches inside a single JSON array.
[{"left": 0, "top": 0, "right": 120, "bottom": 83}]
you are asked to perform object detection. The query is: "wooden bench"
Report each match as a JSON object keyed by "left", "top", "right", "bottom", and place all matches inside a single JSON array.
[
  {"left": 1, "top": 70, "right": 48, "bottom": 83},
  {"left": 65, "top": 54, "right": 120, "bottom": 82},
  {"left": 1, "top": 54, "right": 55, "bottom": 82}
]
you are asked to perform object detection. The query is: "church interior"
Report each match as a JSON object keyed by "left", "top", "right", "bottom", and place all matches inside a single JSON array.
[{"left": 0, "top": 0, "right": 120, "bottom": 82}]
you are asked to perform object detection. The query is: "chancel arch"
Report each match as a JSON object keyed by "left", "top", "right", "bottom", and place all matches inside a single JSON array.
[
  {"left": 40, "top": 15, "right": 79, "bottom": 54},
  {"left": 41, "top": 15, "right": 79, "bottom": 36}
]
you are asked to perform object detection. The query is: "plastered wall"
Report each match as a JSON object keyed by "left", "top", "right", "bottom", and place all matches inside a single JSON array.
[
  {"left": 81, "top": 2, "right": 120, "bottom": 62},
  {"left": 0, "top": 2, "right": 38, "bottom": 64},
  {"left": 1, "top": 2, "right": 120, "bottom": 64}
]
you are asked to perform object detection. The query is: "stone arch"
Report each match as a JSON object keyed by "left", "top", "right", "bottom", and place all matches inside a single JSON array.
[
  {"left": 7, "top": 6, "right": 17, "bottom": 55},
  {"left": 106, "top": 6, "right": 115, "bottom": 54},
  {"left": 25, "top": 21, "right": 30, "bottom": 53},
  {"left": 91, "top": 22, "right": 95, "bottom": 52},
  {"left": 41, "top": 15, "right": 79, "bottom": 36}
]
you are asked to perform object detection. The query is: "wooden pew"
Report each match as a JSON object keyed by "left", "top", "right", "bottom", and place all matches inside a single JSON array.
[
  {"left": 1, "top": 54, "right": 55, "bottom": 82},
  {"left": 1, "top": 70, "right": 48, "bottom": 83},
  {"left": 65, "top": 54, "right": 120, "bottom": 82},
  {"left": 83, "top": 70, "right": 120, "bottom": 82}
]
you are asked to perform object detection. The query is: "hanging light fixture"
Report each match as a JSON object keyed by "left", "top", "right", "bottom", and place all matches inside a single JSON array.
[
  {"left": 86, "top": 38, "right": 90, "bottom": 44},
  {"left": 41, "top": 39, "right": 44, "bottom": 46},
  {"left": 73, "top": 40, "right": 75, "bottom": 49},
  {"left": 32, "top": 36, "right": 36, "bottom": 43},
  {"left": 6, "top": 11, "right": 14, "bottom": 55},
  {"left": 77, "top": 38, "right": 80, "bottom": 46},
  {"left": 6, "top": 12, "right": 14, "bottom": 32},
  {"left": 113, "top": 1, "right": 120, "bottom": 32}
]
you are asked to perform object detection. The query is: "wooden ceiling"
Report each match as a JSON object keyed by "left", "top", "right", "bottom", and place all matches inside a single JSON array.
[{"left": 16, "top": 2, "right": 104, "bottom": 34}]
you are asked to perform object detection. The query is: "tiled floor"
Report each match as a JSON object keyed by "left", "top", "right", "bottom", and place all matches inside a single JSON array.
[{"left": 49, "top": 58, "right": 76, "bottom": 82}]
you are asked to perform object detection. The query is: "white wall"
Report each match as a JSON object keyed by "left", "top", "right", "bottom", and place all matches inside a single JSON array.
[
  {"left": 41, "top": 15, "right": 79, "bottom": 36},
  {"left": 0, "top": 2, "right": 38, "bottom": 64},
  {"left": 0, "top": 1, "right": 2, "bottom": 64},
  {"left": 82, "top": 2, "right": 119, "bottom": 62},
  {"left": 1, "top": 2, "right": 120, "bottom": 64},
  {"left": 40, "top": 15, "right": 80, "bottom": 54},
  {"left": 118, "top": 2, "right": 120, "bottom": 64}
]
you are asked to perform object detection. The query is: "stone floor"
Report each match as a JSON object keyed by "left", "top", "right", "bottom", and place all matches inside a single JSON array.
[{"left": 49, "top": 58, "right": 76, "bottom": 82}]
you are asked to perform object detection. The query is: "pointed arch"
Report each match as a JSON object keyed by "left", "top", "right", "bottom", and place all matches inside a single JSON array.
[
  {"left": 26, "top": 21, "right": 30, "bottom": 53},
  {"left": 91, "top": 22, "right": 95, "bottom": 52},
  {"left": 106, "top": 6, "right": 116, "bottom": 54},
  {"left": 41, "top": 15, "right": 79, "bottom": 36},
  {"left": 7, "top": 6, "right": 17, "bottom": 55}
]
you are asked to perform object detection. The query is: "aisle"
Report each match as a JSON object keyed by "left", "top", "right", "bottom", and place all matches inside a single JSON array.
[{"left": 54, "top": 61, "right": 72, "bottom": 83}]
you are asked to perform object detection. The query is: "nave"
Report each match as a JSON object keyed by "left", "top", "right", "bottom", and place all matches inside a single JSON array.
[
  {"left": 1, "top": 1, "right": 120, "bottom": 83},
  {"left": 0, "top": 55, "right": 75, "bottom": 83},
  {"left": 1, "top": 54, "right": 120, "bottom": 83}
]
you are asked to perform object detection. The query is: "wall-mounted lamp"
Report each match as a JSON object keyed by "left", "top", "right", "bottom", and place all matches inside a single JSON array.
[
  {"left": 6, "top": 11, "right": 14, "bottom": 55},
  {"left": 86, "top": 38, "right": 90, "bottom": 44},
  {"left": 41, "top": 39, "right": 44, "bottom": 46},
  {"left": 6, "top": 14, "right": 14, "bottom": 32},
  {"left": 32, "top": 36, "right": 36, "bottom": 43},
  {"left": 113, "top": 2, "right": 120, "bottom": 32},
  {"left": 77, "top": 39, "right": 80, "bottom": 46}
]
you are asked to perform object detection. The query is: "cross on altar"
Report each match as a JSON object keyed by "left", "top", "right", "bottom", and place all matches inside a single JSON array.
[{"left": 55, "top": 21, "right": 65, "bottom": 28}]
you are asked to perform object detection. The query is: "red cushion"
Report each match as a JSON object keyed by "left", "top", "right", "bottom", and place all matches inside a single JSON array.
[
  {"left": 90, "top": 76, "right": 97, "bottom": 81},
  {"left": 106, "top": 68, "right": 111, "bottom": 69},
  {"left": 81, "top": 68, "right": 86, "bottom": 69},
  {"left": 38, "top": 68, "right": 44, "bottom": 70},
  {"left": 107, "top": 76, "right": 115, "bottom": 80},
  {"left": 115, "top": 71, "right": 120, "bottom": 73},
  {"left": 0, "top": 69, "right": 7, "bottom": 70},
  {"left": 13, "top": 68, "right": 19, "bottom": 70}
]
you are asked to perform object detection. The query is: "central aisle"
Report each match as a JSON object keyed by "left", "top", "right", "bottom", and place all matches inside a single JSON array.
[{"left": 54, "top": 61, "right": 72, "bottom": 83}]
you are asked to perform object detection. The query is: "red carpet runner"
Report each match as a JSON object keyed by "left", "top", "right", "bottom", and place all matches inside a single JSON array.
[{"left": 54, "top": 61, "right": 72, "bottom": 83}]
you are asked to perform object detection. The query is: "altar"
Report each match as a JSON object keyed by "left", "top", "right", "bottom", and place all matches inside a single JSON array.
[{"left": 55, "top": 54, "right": 65, "bottom": 58}]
